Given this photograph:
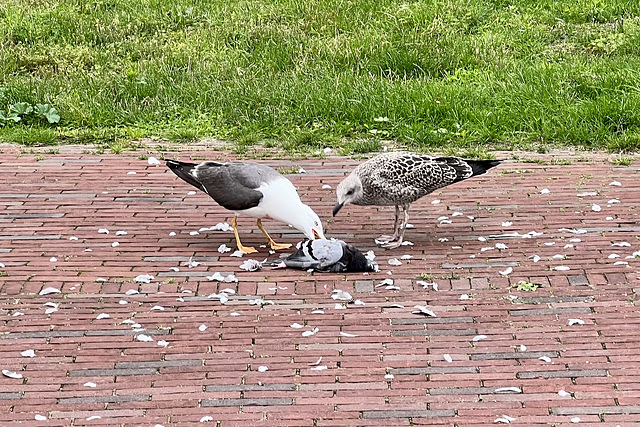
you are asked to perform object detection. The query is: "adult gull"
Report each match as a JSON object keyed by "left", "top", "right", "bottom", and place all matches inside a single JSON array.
[
  {"left": 167, "top": 159, "right": 325, "bottom": 253},
  {"left": 333, "top": 152, "right": 501, "bottom": 248}
]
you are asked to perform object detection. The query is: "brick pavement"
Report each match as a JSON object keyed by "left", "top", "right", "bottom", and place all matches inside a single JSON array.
[{"left": 1, "top": 143, "right": 639, "bottom": 426}]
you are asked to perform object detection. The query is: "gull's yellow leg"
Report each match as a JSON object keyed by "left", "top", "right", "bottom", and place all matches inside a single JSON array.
[
  {"left": 256, "top": 219, "right": 291, "bottom": 250},
  {"left": 231, "top": 216, "right": 258, "bottom": 254}
]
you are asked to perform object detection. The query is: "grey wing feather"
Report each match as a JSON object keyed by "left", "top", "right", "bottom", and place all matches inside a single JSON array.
[
  {"left": 284, "top": 240, "right": 344, "bottom": 270},
  {"left": 195, "top": 161, "right": 279, "bottom": 211}
]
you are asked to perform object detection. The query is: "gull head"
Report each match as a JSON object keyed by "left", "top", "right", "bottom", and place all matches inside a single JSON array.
[
  {"left": 333, "top": 173, "right": 363, "bottom": 216},
  {"left": 290, "top": 204, "right": 325, "bottom": 240}
]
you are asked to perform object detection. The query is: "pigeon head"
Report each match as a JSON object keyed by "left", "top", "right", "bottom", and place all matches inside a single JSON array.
[
  {"left": 333, "top": 173, "right": 363, "bottom": 216},
  {"left": 289, "top": 204, "right": 325, "bottom": 240}
]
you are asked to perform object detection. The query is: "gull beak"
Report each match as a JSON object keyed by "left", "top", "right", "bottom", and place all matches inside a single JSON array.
[
  {"left": 312, "top": 229, "right": 325, "bottom": 240},
  {"left": 332, "top": 202, "right": 344, "bottom": 217}
]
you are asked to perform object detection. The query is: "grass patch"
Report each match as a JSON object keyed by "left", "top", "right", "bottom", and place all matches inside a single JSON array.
[{"left": 1, "top": 0, "right": 640, "bottom": 152}]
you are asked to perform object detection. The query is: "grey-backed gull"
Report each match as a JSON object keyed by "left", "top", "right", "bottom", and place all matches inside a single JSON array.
[
  {"left": 284, "top": 239, "right": 378, "bottom": 273},
  {"left": 333, "top": 152, "right": 501, "bottom": 248},
  {"left": 167, "top": 159, "right": 325, "bottom": 253}
]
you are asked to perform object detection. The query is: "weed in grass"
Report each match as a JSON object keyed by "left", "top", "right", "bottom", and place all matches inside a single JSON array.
[
  {"left": 610, "top": 156, "right": 633, "bottom": 165},
  {"left": 512, "top": 281, "right": 539, "bottom": 292}
]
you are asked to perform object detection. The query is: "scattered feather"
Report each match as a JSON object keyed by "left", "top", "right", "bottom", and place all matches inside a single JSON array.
[
  {"left": 438, "top": 237, "right": 449, "bottom": 242},
  {"left": 495, "top": 387, "right": 521, "bottom": 393},
  {"left": 115, "top": 230, "right": 127, "bottom": 236},
  {"left": 290, "top": 323, "right": 304, "bottom": 329},
  {"left": 322, "top": 184, "right": 332, "bottom": 190},
  {"left": 334, "top": 303, "right": 346, "bottom": 310},
  {"left": 187, "top": 257, "right": 200, "bottom": 268},
  {"left": 39, "top": 287, "right": 60, "bottom": 295},
  {"left": 431, "top": 199, "right": 441, "bottom": 205},
  {"left": 568, "top": 318, "right": 585, "bottom": 326},
  {"left": 49, "top": 257, "right": 57, "bottom": 262},
  {"left": 544, "top": 242, "right": 556, "bottom": 246},
  {"left": 2, "top": 370, "right": 22, "bottom": 379},
  {"left": 21, "top": 349, "right": 35, "bottom": 358},
  {"left": 591, "top": 204, "right": 601, "bottom": 212},
  {"left": 170, "top": 267, "right": 180, "bottom": 272},
  {"left": 354, "top": 299, "right": 365, "bottom": 306},
  {"left": 257, "top": 366, "right": 268, "bottom": 372},
  {"left": 150, "top": 305, "right": 164, "bottom": 311},
  {"left": 239, "top": 259, "right": 263, "bottom": 271},
  {"left": 531, "top": 255, "right": 541, "bottom": 262},
  {"left": 413, "top": 305, "right": 437, "bottom": 317},
  {"left": 200, "top": 416, "right": 213, "bottom": 423},
  {"left": 610, "top": 180, "right": 622, "bottom": 186},
  {"left": 559, "top": 228, "right": 587, "bottom": 234},
  {"left": 417, "top": 281, "right": 438, "bottom": 291},
  {"left": 136, "top": 334, "right": 153, "bottom": 342},
  {"left": 501, "top": 221, "right": 513, "bottom": 227},
  {"left": 496, "top": 243, "right": 508, "bottom": 250},
  {"left": 230, "top": 250, "right": 244, "bottom": 257},
  {"left": 311, "top": 310, "right": 325, "bottom": 314},
  {"left": 157, "top": 340, "right": 169, "bottom": 348},
  {"left": 211, "top": 222, "right": 234, "bottom": 232},
  {"left": 217, "top": 244, "right": 231, "bottom": 253},
  {"left": 443, "top": 354, "right": 453, "bottom": 363},
  {"left": 134, "top": 274, "right": 154, "bottom": 283},
  {"left": 86, "top": 415, "right": 102, "bottom": 421},
  {"left": 554, "top": 266, "right": 570, "bottom": 271},
  {"left": 298, "top": 167, "right": 306, "bottom": 173},
  {"left": 125, "top": 289, "right": 139, "bottom": 296},
  {"left": 494, "top": 417, "right": 511, "bottom": 424},
  {"left": 309, "top": 357, "right": 322, "bottom": 366},
  {"left": 552, "top": 254, "right": 565, "bottom": 260},
  {"left": 460, "top": 294, "right": 470, "bottom": 300},
  {"left": 12, "top": 312, "right": 24, "bottom": 317},
  {"left": 340, "top": 331, "right": 357, "bottom": 337},
  {"left": 230, "top": 312, "right": 240, "bottom": 317},
  {"left": 612, "top": 242, "right": 631, "bottom": 247},
  {"left": 84, "top": 382, "right": 97, "bottom": 388},
  {"left": 499, "top": 267, "right": 513, "bottom": 276},
  {"left": 98, "top": 228, "right": 109, "bottom": 234},
  {"left": 539, "top": 356, "right": 552, "bottom": 363},
  {"left": 69, "top": 236, "right": 78, "bottom": 241},
  {"left": 302, "top": 327, "right": 319, "bottom": 337},
  {"left": 388, "top": 258, "right": 402, "bottom": 266},
  {"left": 384, "top": 374, "right": 394, "bottom": 379},
  {"left": 571, "top": 417, "right": 580, "bottom": 423},
  {"left": 198, "top": 324, "right": 207, "bottom": 332},
  {"left": 118, "top": 300, "right": 128, "bottom": 305},
  {"left": 558, "top": 390, "right": 571, "bottom": 397},
  {"left": 147, "top": 157, "right": 161, "bottom": 165},
  {"left": 608, "top": 199, "right": 620, "bottom": 204},
  {"left": 472, "top": 335, "right": 487, "bottom": 342},
  {"left": 127, "top": 171, "right": 136, "bottom": 175},
  {"left": 187, "top": 191, "right": 196, "bottom": 195},
  {"left": 540, "top": 188, "right": 550, "bottom": 194},
  {"left": 401, "top": 241, "right": 414, "bottom": 246},
  {"left": 331, "top": 290, "right": 353, "bottom": 301},
  {"left": 189, "top": 231, "right": 199, "bottom": 236},
  {"left": 169, "top": 232, "right": 176, "bottom": 236},
  {"left": 478, "top": 236, "right": 487, "bottom": 241},
  {"left": 614, "top": 261, "right": 629, "bottom": 266},
  {"left": 564, "top": 244, "right": 574, "bottom": 249},
  {"left": 608, "top": 254, "right": 620, "bottom": 259},
  {"left": 519, "top": 344, "right": 527, "bottom": 352}
]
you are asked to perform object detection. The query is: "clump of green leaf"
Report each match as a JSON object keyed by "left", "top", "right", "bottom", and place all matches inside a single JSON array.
[
  {"left": 512, "top": 280, "right": 539, "bottom": 292},
  {"left": 0, "top": 102, "right": 60, "bottom": 126}
]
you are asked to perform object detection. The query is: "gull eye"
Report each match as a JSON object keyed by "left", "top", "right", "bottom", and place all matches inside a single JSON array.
[
  {"left": 346, "top": 190, "right": 353, "bottom": 195},
  {"left": 314, "top": 221, "right": 319, "bottom": 226}
]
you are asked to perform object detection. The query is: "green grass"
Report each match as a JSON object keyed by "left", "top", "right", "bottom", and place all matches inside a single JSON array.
[{"left": 2, "top": 0, "right": 640, "bottom": 153}]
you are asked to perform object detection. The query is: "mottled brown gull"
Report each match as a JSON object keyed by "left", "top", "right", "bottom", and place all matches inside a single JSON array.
[{"left": 333, "top": 152, "right": 501, "bottom": 248}]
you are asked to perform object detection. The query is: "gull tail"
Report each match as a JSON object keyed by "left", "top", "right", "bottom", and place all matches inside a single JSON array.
[
  {"left": 464, "top": 159, "right": 502, "bottom": 177},
  {"left": 166, "top": 159, "right": 205, "bottom": 191}
]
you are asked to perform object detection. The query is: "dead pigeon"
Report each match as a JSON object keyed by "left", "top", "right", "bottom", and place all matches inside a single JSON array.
[{"left": 284, "top": 239, "right": 378, "bottom": 273}]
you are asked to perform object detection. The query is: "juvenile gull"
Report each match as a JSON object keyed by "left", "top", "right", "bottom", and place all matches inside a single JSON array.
[
  {"left": 284, "top": 239, "right": 378, "bottom": 273},
  {"left": 166, "top": 159, "right": 325, "bottom": 253},
  {"left": 333, "top": 152, "right": 501, "bottom": 248}
]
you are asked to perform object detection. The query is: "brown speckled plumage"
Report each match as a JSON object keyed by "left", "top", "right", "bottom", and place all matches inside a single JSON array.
[{"left": 334, "top": 152, "right": 501, "bottom": 248}]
